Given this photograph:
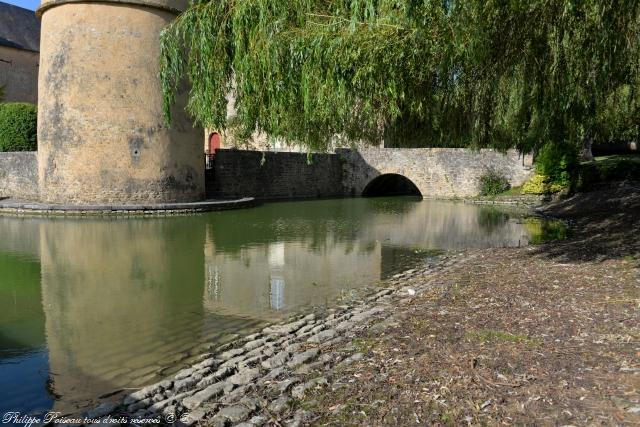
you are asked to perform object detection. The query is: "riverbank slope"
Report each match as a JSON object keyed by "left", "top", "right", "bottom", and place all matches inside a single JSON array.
[
  {"left": 97, "top": 183, "right": 639, "bottom": 425},
  {"left": 293, "top": 181, "right": 640, "bottom": 425}
]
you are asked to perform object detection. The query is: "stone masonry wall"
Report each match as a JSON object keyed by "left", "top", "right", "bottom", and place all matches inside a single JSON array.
[
  {"left": 36, "top": 0, "right": 203, "bottom": 204},
  {"left": 0, "top": 151, "right": 38, "bottom": 199},
  {"left": 210, "top": 148, "right": 532, "bottom": 200},
  {"left": 0, "top": 148, "right": 532, "bottom": 203},
  {"left": 0, "top": 46, "right": 39, "bottom": 104},
  {"left": 339, "top": 148, "right": 534, "bottom": 198},
  {"left": 208, "top": 150, "right": 344, "bottom": 200}
]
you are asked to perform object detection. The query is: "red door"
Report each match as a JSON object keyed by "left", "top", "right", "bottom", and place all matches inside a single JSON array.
[{"left": 208, "top": 132, "right": 221, "bottom": 153}]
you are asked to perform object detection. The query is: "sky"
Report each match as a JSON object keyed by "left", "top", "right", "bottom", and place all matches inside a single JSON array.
[{"left": 4, "top": 0, "right": 39, "bottom": 11}]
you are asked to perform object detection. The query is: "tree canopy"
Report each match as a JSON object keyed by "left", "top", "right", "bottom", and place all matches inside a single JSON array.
[{"left": 160, "top": 0, "right": 640, "bottom": 154}]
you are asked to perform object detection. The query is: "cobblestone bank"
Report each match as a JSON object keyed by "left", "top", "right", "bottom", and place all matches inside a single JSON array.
[{"left": 86, "top": 253, "right": 470, "bottom": 426}]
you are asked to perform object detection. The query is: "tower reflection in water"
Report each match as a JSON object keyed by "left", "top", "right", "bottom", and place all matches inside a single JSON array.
[{"left": 269, "top": 243, "right": 286, "bottom": 311}]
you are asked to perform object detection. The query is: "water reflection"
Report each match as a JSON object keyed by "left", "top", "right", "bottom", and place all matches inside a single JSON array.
[
  {"left": 38, "top": 218, "right": 210, "bottom": 413},
  {"left": 0, "top": 198, "right": 561, "bottom": 414},
  {"left": 0, "top": 250, "right": 51, "bottom": 414}
]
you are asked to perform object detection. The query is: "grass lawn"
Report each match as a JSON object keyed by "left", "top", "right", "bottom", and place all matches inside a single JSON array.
[{"left": 588, "top": 154, "right": 640, "bottom": 164}]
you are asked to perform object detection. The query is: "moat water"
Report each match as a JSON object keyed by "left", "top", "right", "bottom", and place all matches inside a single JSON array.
[{"left": 0, "top": 197, "right": 566, "bottom": 415}]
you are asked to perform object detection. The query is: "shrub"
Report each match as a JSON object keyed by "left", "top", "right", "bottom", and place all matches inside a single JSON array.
[
  {"left": 522, "top": 174, "right": 546, "bottom": 194},
  {"left": 522, "top": 173, "right": 566, "bottom": 194},
  {"left": 0, "top": 103, "right": 37, "bottom": 152},
  {"left": 534, "top": 142, "right": 579, "bottom": 189},
  {"left": 478, "top": 169, "right": 510, "bottom": 196}
]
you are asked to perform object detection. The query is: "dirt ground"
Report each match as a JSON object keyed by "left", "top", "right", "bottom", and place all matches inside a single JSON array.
[{"left": 298, "top": 181, "right": 640, "bottom": 426}]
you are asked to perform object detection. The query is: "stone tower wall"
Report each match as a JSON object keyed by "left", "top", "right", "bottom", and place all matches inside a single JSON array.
[{"left": 36, "top": 0, "right": 204, "bottom": 204}]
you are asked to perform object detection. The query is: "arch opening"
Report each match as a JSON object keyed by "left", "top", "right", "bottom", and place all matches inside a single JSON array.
[{"left": 362, "top": 174, "right": 422, "bottom": 198}]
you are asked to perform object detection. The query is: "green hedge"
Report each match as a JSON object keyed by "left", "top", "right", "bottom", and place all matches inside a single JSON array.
[{"left": 0, "top": 103, "right": 37, "bottom": 152}]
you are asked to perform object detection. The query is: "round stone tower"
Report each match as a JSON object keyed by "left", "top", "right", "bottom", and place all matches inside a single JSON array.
[{"left": 36, "top": 0, "right": 204, "bottom": 204}]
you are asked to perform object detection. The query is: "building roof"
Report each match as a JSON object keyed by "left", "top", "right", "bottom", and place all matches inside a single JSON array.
[{"left": 0, "top": 2, "right": 40, "bottom": 52}]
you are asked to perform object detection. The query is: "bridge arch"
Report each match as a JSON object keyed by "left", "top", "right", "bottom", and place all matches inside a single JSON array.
[{"left": 362, "top": 173, "right": 422, "bottom": 198}]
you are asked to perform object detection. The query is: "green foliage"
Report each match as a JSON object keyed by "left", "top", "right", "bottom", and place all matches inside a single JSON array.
[
  {"left": 522, "top": 174, "right": 566, "bottom": 195},
  {"left": 522, "top": 175, "right": 548, "bottom": 195},
  {"left": 0, "top": 85, "right": 4, "bottom": 102},
  {"left": 161, "top": 1, "right": 640, "bottom": 157},
  {"left": 596, "top": 85, "right": 640, "bottom": 142},
  {"left": 534, "top": 142, "right": 579, "bottom": 189},
  {"left": 0, "top": 103, "right": 38, "bottom": 152},
  {"left": 478, "top": 169, "right": 510, "bottom": 196}
]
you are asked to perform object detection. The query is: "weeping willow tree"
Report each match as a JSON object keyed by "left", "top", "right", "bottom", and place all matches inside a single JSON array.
[{"left": 160, "top": 0, "right": 640, "bottom": 157}]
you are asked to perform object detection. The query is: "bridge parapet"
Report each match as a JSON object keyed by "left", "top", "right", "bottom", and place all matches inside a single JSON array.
[
  {"left": 177, "top": 147, "right": 532, "bottom": 201},
  {"left": 338, "top": 147, "right": 533, "bottom": 198}
]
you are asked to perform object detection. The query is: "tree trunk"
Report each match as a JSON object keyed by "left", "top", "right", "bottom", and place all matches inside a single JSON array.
[{"left": 580, "top": 135, "right": 594, "bottom": 161}]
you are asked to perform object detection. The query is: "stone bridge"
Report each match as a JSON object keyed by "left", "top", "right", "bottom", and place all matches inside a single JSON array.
[
  {"left": 207, "top": 147, "right": 533, "bottom": 200},
  {"left": 338, "top": 147, "right": 533, "bottom": 198}
]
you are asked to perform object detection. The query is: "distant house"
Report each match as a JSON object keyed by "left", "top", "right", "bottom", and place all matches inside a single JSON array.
[{"left": 0, "top": 2, "right": 40, "bottom": 103}]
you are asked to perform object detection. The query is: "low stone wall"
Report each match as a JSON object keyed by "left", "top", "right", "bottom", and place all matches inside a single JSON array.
[
  {"left": 208, "top": 150, "right": 344, "bottom": 200},
  {"left": 339, "top": 148, "right": 533, "bottom": 198},
  {"left": 0, "top": 151, "right": 38, "bottom": 200},
  {"left": 210, "top": 148, "right": 533, "bottom": 200}
]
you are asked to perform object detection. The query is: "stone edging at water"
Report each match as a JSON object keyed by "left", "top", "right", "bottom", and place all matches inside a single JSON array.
[
  {"left": 0, "top": 197, "right": 259, "bottom": 216},
  {"left": 83, "top": 253, "right": 470, "bottom": 426},
  {"left": 462, "top": 195, "right": 546, "bottom": 206}
]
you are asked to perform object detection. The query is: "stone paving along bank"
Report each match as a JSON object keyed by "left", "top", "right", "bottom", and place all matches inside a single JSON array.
[{"left": 86, "top": 253, "right": 469, "bottom": 426}]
